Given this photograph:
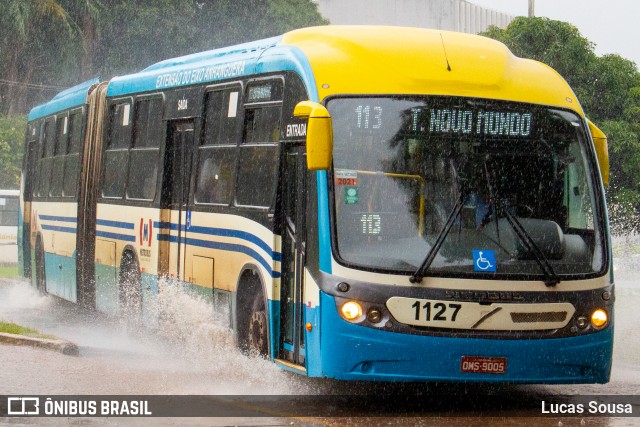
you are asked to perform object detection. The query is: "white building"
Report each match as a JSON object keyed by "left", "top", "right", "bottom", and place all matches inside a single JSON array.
[{"left": 315, "top": 0, "right": 514, "bottom": 34}]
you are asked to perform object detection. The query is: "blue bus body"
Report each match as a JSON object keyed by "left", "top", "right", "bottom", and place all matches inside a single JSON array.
[{"left": 20, "top": 26, "right": 613, "bottom": 383}]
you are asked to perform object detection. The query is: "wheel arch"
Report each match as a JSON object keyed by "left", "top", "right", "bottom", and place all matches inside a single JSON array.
[
  {"left": 117, "top": 244, "right": 143, "bottom": 315},
  {"left": 234, "top": 263, "right": 271, "bottom": 353},
  {"left": 119, "top": 244, "right": 140, "bottom": 269}
]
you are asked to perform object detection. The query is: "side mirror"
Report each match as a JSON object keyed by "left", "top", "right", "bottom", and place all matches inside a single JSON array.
[
  {"left": 293, "top": 101, "right": 333, "bottom": 170},
  {"left": 587, "top": 120, "right": 609, "bottom": 186}
]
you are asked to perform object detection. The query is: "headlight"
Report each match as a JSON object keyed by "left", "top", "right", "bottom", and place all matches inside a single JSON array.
[
  {"left": 591, "top": 309, "right": 608, "bottom": 328},
  {"left": 341, "top": 301, "right": 363, "bottom": 321}
]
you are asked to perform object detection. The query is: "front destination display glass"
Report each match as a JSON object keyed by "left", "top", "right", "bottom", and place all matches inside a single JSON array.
[{"left": 328, "top": 96, "right": 605, "bottom": 280}]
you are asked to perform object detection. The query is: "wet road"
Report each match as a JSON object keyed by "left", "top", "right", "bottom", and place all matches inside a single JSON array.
[{"left": 0, "top": 238, "right": 639, "bottom": 426}]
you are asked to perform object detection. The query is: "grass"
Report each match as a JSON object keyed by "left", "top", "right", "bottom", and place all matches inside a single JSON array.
[
  {"left": 0, "top": 321, "right": 56, "bottom": 340},
  {"left": 0, "top": 265, "right": 18, "bottom": 278}
]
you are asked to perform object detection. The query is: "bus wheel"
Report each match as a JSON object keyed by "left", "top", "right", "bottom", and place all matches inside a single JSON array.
[
  {"left": 248, "top": 294, "right": 268, "bottom": 357},
  {"left": 35, "top": 239, "right": 46, "bottom": 295},
  {"left": 118, "top": 251, "right": 142, "bottom": 319}
]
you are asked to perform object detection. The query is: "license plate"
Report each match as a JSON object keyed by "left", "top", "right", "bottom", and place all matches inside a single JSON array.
[{"left": 460, "top": 356, "right": 507, "bottom": 374}]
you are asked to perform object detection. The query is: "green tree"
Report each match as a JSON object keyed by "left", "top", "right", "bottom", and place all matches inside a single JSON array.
[
  {"left": 190, "top": 0, "right": 328, "bottom": 48},
  {"left": 0, "top": 0, "right": 327, "bottom": 189},
  {"left": 0, "top": 0, "right": 79, "bottom": 114},
  {"left": 0, "top": 115, "right": 26, "bottom": 188},
  {"left": 600, "top": 120, "right": 640, "bottom": 232},
  {"left": 586, "top": 54, "right": 640, "bottom": 122},
  {"left": 483, "top": 17, "right": 640, "bottom": 233},
  {"left": 482, "top": 17, "right": 597, "bottom": 101},
  {"left": 97, "top": 0, "right": 328, "bottom": 79},
  {"left": 482, "top": 17, "right": 640, "bottom": 121},
  {"left": 60, "top": 0, "right": 105, "bottom": 80},
  {"left": 1, "top": 0, "right": 327, "bottom": 115}
]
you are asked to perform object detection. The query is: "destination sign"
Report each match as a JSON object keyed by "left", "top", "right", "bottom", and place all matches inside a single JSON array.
[
  {"left": 428, "top": 108, "right": 532, "bottom": 137},
  {"left": 349, "top": 103, "right": 533, "bottom": 138},
  {"left": 247, "top": 84, "right": 272, "bottom": 102}
]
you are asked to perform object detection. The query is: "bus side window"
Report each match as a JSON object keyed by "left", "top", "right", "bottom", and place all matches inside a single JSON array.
[
  {"left": 101, "top": 102, "right": 132, "bottom": 198},
  {"left": 564, "top": 157, "right": 593, "bottom": 230},
  {"left": 127, "top": 97, "right": 162, "bottom": 201},
  {"left": 50, "top": 114, "right": 68, "bottom": 197},
  {"left": 37, "top": 118, "right": 56, "bottom": 198},
  {"left": 195, "top": 88, "right": 240, "bottom": 205},
  {"left": 235, "top": 106, "right": 281, "bottom": 208},
  {"left": 232, "top": 79, "right": 283, "bottom": 209},
  {"left": 27, "top": 122, "right": 40, "bottom": 199},
  {"left": 62, "top": 110, "right": 84, "bottom": 198}
]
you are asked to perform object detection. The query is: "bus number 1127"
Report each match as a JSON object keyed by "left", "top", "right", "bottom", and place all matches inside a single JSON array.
[{"left": 412, "top": 301, "right": 462, "bottom": 322}]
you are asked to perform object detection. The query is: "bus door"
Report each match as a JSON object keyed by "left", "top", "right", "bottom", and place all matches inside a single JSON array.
[
  {"left": 279, "top": 144, "right": 306, "bottom": 366},
  {"left": 161, "top": 120, "right": 194, "bottom": 281}
]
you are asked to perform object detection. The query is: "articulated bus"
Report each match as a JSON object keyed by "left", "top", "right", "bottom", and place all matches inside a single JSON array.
[{"left": 19, "top": 26, "right": 613, "bottom": 383}]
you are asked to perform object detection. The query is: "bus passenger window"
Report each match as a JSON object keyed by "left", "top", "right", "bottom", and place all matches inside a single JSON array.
[
  {"left": 67, "top": 111, "right": 83, "bottom": 154},
  {"left": 235, "top": 105, "right": 281, "bottom": 208},
  {"left": 126, "top": 98, "right": 162, "bottom": 201},
  {"left": 102, "top": 150, "right": 128, "bottom": 198},
  {"left": 203, "top": 89, "right": 239, "bottom": 145},
  {"left": 195, "top": 147, "right": 235, "bottom": 205},
  {"left": 63, "top": 111, "right": 83, "bottom": 198},
  {"left": 37, "top": 119, "right": 55, "bottom": 198},
  {"left": 132, "top": 98, "right": 162, "bottom": 148},
  {"left": 196, "top": 88, "right": 241, "bottom": 205},
  {"left": 108, "top": 102, "right": 132, "bottom": 149},
  {"left": 44, "top": 118, "right": 56, "bottom": 157},
  {"left": 102, "top": 102, "right": 132, "bottom": 199},
  {"left": 235, "top": 145, "right": 279, "bottom": 207},
  {"left": 243, "top": 108, "right": 281, "bottom": 143},
  {"left": 127, "top": 149, "right": 158, "bottom": 200},
  {"left": 50, "top": 115, "right": 68, "bottom": 197}
]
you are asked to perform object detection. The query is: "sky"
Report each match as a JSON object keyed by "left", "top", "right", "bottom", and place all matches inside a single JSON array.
[{"left": 469, "top": 0, "right": 640, "bottom": 67}]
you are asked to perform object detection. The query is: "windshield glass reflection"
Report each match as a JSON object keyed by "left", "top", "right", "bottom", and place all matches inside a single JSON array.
[{"left": 327, "top": 96, "right": 605, "bottom": 278}]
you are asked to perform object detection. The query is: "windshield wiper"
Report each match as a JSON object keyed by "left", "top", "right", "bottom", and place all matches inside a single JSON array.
[
  {"left": 483, "top": 158, "right": 560, "bottom": 287},
  {"left": 499, "top": 201, "right": 560, "bottom": 287},
  {"left": 410, "top": 194, "right": 465, "bottom": 284}
]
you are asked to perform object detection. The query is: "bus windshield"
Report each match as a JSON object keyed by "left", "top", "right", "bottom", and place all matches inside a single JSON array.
[{"left": 328, "top": 96, "right": 605, "bottom": 279}]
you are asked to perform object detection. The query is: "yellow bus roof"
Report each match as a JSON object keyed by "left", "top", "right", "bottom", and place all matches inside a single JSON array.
[{"left": 282, "top": 26, "right": 583, "bottom": 115}]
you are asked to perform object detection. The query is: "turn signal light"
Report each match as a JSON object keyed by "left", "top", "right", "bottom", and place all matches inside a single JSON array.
[
  {"left": 367, "top": 308, "right": 383, "bottom": 323},
  {"left": 591, "top": 309, "right": 608, "bottom": 328},
  {"left": 341, "top": 301, "right": 362, "bottom": 321},
  {"left": 575, "top": 316, "right": 589, "bottom": 329}
]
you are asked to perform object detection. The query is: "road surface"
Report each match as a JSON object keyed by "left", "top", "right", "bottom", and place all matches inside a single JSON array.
[{"left": 0, "top": 237, "right": 638, "bottom": 425}]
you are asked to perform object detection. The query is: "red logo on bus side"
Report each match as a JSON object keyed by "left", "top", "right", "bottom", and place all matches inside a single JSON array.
[{"left": 140, "top": 219, "right": 153, "bottom": 247}]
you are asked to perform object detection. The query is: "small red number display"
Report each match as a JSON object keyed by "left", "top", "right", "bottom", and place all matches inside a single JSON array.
[{"left": 335, "top": 177, "right": 358, "bottom": 186}]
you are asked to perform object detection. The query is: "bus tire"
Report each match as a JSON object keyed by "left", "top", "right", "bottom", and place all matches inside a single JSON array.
[
  {"left": 118, "top": 251, "right": 142, "bottom": 319},
  {"left": 237, "top": 269, "right": 268, "bottom": 357},
  {"left": 35, "top": 237, "right": 46, "bottom": 295},
  {"left": 248, "top": 293, "right": 268, "bottom": 357}
]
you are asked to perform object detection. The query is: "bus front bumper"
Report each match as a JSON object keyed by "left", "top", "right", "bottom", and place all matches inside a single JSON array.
[{"left": 317, "top": 292, "right": 613, "bottom": 383}]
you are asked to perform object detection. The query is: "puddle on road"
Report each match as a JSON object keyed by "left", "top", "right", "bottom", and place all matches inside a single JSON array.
[{"left": 0, "top": 278, "right": 306, "bottom": 395}]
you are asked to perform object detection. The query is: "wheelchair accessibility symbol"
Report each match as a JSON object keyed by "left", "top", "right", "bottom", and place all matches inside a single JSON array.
[{"left": 473, "top": 249, "right": 496, "bottom": 272}]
